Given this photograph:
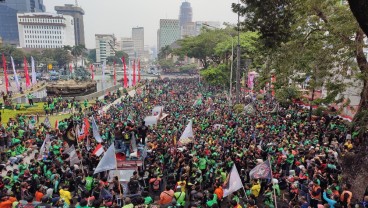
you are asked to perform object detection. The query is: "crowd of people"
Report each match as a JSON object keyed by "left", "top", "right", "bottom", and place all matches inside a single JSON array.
[{"left": 0, "top": 78, "right": 367, "bottom": 208}]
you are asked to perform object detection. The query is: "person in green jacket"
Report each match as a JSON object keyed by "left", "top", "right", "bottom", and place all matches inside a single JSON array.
[{"left": 174, "top": 187, "right": 186, "bottom": 207}]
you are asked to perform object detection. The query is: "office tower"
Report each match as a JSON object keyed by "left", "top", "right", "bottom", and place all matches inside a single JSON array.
[
  {"left": 0, "top": 0, "right": 46, "bottom": 45},
  {"left": 17, "top": 13, "right": 75, "bottom": 49},
  {"left": 132, "top": 27, "right": 144, "bottom": 58},
  {"left": 95, "top": 34, "right": 116, "bottom": 63},
  {"left": 55, "top": 4, "right": 85, "bottom": 46},
  {"left": 179, "top": 1, "right": 192, "bottom": 27},
  {"left": 158, "top": 19, "right": 180, "bottom": 51}
]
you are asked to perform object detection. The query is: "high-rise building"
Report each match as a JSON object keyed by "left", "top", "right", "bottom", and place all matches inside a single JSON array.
[
  {"left": 0, "top": 0, "right": 45, "bottom": 45},
  {"left": 132, "top": 27, "right": 144, "bottom": 58},
  {"left": 179, "top": 1, "right": 192, "bottom": 27},
  {"left": 158, "top": 19, "right": 180, "bottom": 51},
  {"left": 17, "top": 13, "right": 75, "bottom": 49},
  {"left": 55, "top": 4, "right": 85, "bottom": 46},
  {"left": 95, "top": 34, "right": 116, "bottom": 63},
  {"left": 181, "top": 22, "right": 196, "bottom": 38},
  {"left": 120, "top": 37, "right": 135, "bottom": 59}
]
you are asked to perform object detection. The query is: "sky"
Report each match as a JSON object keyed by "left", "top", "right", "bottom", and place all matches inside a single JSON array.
[{"left": 44, "top": 0, "right": 238, "bottom": 49}]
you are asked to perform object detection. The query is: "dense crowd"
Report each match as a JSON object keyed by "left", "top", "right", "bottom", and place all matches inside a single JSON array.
[{"left": 0, "top": 78, "right": 367, "bottom": 208}]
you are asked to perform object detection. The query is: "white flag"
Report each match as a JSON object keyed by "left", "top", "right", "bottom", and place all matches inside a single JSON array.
[
  {"left": 69, "top": 149, "right": 80, "bottom": 166},
  {"left": 38, "top": 134, "right": 51, "bottom": 160},
  {"left": 92, "top": 116, "right": 102, "bottom": 143},
  {"left": 63, "top": 145, "right": 76, "bottom": 155},
  {"left": 179, "top": 120, "right": 194, "bottom": 145},
  {"left": 31, "top": 56, "right": 37, "bottom": 85},
  {"left": 223, "top": 164, "right": 244, "bottom": 197},
  {"left": 94, "top": 144, "right": 116, "bottom": 174},
  {"left": 10, "top": 56, "right": 20, "bottom": 91}
]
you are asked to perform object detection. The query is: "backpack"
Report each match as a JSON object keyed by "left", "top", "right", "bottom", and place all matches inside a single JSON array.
[{"left": 153, "top": 178, "right": 160, "bottom": 191}]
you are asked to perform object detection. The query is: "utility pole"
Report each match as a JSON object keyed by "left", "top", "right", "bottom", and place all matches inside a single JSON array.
[{"left": 236, "top": 1, "right": 241, "bottom": 104}]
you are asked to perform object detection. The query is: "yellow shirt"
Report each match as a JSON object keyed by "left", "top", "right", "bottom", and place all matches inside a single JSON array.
[
  {"left": 59, "top": 189, "right": 72, "bottom": 205},
  {"left": 251, "top": 183, "right": 261, "bottom": 197}
]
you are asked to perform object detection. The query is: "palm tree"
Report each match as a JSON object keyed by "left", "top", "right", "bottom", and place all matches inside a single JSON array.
[{"left": 71, "top": 44, "right": 86, "bottom": 68}]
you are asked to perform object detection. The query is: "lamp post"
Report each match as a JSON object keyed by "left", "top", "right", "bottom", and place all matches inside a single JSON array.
[{"left": 236, "top": 0, "right": 241, "bottom": 104}]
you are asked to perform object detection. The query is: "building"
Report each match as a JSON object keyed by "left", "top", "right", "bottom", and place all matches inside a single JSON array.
[
  {"left": 132, "top": 27, "right": 144, "bottom": 58},
  {"left": 95, "top": 34, "right": 116, "bottom": 63},
  {"left": 181, "top": 22, "right": 196, "bottom": 38},
  {"left": 0, "top": 0, "right": 45, "bottom": 45},
  {"left": 158, "top": 19, "right": 180, "bottom": 51},
  {"left": 17, "top": 13, "right": 75, "bottom": 49},
  {"left": 120, "top": 37, "right": 135, "bottom": 59},
  {"left": 55, "top": 4, "right": 85, "bottom": 46},
  {"left": 179, "top": 1, "right": 192, "bottom": 27}
]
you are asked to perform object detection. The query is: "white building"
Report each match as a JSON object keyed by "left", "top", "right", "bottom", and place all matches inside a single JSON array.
[
  {"left": 195, "top": 21, "right": 221, "bottom": 35},
  {"left": 17, "top": 12, "right": 75, "bottom": 49},
  {"left": 120, "top": 37, "right": 135, "bottom": 59},
  {"left": 132, "top": 27, "right": 144, "bottom": 58},
  {"left": 158, "top": 19, "right": 180, "bottom": 51},
  {"left": 95, "top": 34, "right": 116, "bottom": 63}
]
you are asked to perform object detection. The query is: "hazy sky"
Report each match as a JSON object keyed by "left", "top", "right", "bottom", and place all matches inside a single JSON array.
[{"left": 44, "top": 0, "right": 238, "bottom": 49}]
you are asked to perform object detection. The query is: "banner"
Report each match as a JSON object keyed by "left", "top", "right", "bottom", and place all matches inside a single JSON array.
[
  {"left": 92, "top": 116, "right": 103, "bottom": 143},
  {"left": 223, "top": 164, "right": 244, "bottom": 197},
  {"left": 249, "top": 160, "right": 272, "bottom": 179},
  {"left": 122, "top": 57, "right": 127, "bottom": 88},
  {"left": 10, "top": 56, "right": 20, "bottom": 91},
  {"left": 31, "top": 56, "right": 37, "bottom": 85},
  {"left": 132, "top": 59, "right": 136, "bottom": 86},
  {"left": 179, "top": 120, "right": 194, "bottom": 145},
  {"left": 1, "top": 54, "right": 9, "bottom": 92},
  {"left": 94, "top": 144, "right": 116, "bottom": 174},
  {"left": 102, "top": 61, "right": 106, "bottom": 90},
  {"left": 138, "top": 59, "right": 141, "bottom": 82},
  {"left": 23, "top": 57, "right": 31, "bottom": 87},
  {"left": 90, "top": 64, "right": 94, "bottom": 80}
]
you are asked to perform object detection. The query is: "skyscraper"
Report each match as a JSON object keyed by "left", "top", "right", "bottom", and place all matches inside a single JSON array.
[
  {"left": 55, "top": 4, "right": 85, "bottom": 46},
  {"left": 158, "top": 19, "right": 180, "bottom": 51},
  {"left": 179, "top": 1, "right": 193, "bottom": 27},
  {"left": 0, "top": 0, "right": 45, "bottom": 45},
  {"left": 132, "top": 27, "right": 144, "bottom": 58},
  {"left": 95, "top": 34, "right": 116, "bottom": 63}
]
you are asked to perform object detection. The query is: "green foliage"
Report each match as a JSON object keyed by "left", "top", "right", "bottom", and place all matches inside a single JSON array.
[
  {"left": 0, "top": 45, "right": 25, "bottom": 65},
  {"left": 179, "top": 64, "right": 197, "bottom": 73},
  {"left": 106, "top": 51, "right": 129, "bottom": 65},
  {"left": 275, "top": 86, "right": 302, "bottom": 107},
  {"left": 88, "top": 49, "right": 96, "bottom": 63},
  {"left": 200, "top": 64, "right": 229, "bottom": 86},
  {"left": 158, "top": 46, "right": 172, "bottom": 60},
  {"left": 158, "top": 59, "right": 175, "bottom": 71}
]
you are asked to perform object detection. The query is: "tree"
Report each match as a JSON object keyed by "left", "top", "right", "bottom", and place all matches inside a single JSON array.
[
  {"left": 347, "top": 0, "right": 368, "bottom": 37},
  {"left": 70, "top": 44, "right": 86, "bottom": 68},
  {"left": 236, "top": 0, "right": 368, "bottom": 133},
  {"left": 0, "top": 45, "right": 25, "bottom": 65},
  {"left": 200, "top": 64, "right": 229, "bottom": 86},
  {"left": 106, "top": 51, "right": 128, "bottom": 65},
  {"left": 53, "top": 48, "right": 72, "bottom": 68},
  {"left": 87, "top": 49, "right": 96, "bottom": 63},
  {"left": 158, "top": 45, "right": 172, "bottom": 60}
]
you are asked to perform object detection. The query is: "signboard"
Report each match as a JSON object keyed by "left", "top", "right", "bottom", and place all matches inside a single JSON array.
[
  {"left": 144, "top": 116, "right": 158, "bottom": 126},
  {"left": 48, "top": 64, "right": 53, "bottom": 70}
]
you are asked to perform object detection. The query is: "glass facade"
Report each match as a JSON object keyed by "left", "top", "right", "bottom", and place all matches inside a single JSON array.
[{"left": 0, "top": 5, "right": 19, "bottom": 45}]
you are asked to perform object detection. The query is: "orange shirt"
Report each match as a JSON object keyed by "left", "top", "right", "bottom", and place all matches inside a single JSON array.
[
  {"left": 35, "top": 191, "right": 44, "bottom": 202},
  {"left": 0, "top": 197, "right": 17, "bottom": 208},
  {"left": 159, "top": 190, "right": 174, "bottom": 205},
  {"left": 215, "top": 187, "right": 224, "bottom": 200}
]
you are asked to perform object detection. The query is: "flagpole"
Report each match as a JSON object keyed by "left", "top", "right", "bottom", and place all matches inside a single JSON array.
[{"left": 269, "top": 156, "right": 277, "bottom": 208}]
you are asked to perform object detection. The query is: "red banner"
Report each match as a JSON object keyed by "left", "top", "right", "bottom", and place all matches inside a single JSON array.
[
  {"left": 123, "top": 57, "right": 127, "bottom": 88},
  {"left": 2, "top": 54, "right": 9, "bottom": 93},
  {"left": 69, "top": 64, "right": 73, "bottom": 74},
  {"left": 138, "top": 59, "right": 141, "bottom": 82},
  {"left": 113, "top": 61, "right": 116, "bottom": 86},
  {"left": 133, "top": 59, "right": 136, "bottom": 86},
  {"left": 90, "top": 64, "right": 94, "bottom": 80},
  {"left": 23, "top": 57, "right": 31, "bottom": 88}
]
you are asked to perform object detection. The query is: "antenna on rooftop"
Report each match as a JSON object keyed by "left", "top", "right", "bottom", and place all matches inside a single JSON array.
[{"left": 75, "top": 0, "right": 79, "bottom": 6}]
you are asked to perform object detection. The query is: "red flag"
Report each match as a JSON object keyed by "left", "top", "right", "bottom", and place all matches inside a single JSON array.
[
  {"left": 133, "top": 59, "right": 136, "bottom": 86},
  {"left": 84, "top": 117, "right": 90, "bottom": 138},
  {"left": 123, "top": 57, "right": 127, "bottom": 88},
  {"left": 113, "top": 61, "right": 116, "bottom": 86},
  {"left": 93, "top": 143, "right": 105, "bottom": 156},
  {"left": 55, "top": 120, "right": 59, "bottom": 129},
  {"left": 138, "top": 59, "right": 141, "bottom": 82},
  {"left": 23, "top": 57, "right": 31, "bottom": 88},
  {"left": 2, "top": 54, "right": 9, "bottom": 93},
  {"left": 69, "top": 64, "right": 73, "bottom": 74},
  {"left": 90, "top": 64, "right": 94, "bottom": 80}
]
